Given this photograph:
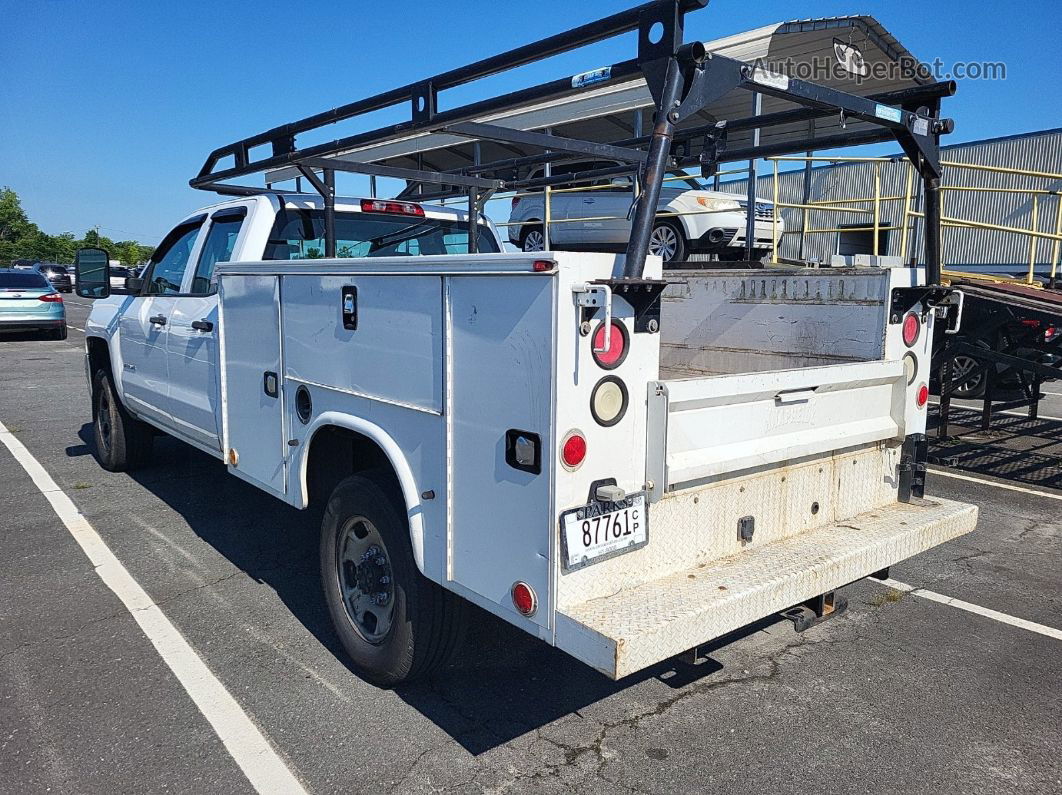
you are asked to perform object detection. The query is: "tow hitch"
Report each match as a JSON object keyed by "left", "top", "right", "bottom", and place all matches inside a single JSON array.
[{"left": 780, "top": 590, "right": 849, "bottom": 633}]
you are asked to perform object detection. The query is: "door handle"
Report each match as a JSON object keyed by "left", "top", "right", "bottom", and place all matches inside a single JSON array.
[
  {"left": 191, "top": 320, "right": 213, "bottom": 332},
  {"left": 149, "top": 315, "right": 167, "bottom": 326},
  {"left": 583, "top": 198, "right": 595, "bottom": 204}
]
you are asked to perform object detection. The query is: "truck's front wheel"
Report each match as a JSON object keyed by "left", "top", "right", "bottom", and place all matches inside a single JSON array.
[
  {"left": 320, "top": 474, "right": 465, "bottom": 687},
  {"left": 92, "top": 369, "right": 153, "bottom": 472}
]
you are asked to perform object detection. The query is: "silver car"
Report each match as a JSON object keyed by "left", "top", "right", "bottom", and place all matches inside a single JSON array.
[
  {"left": 0, "top": 269, "right": 67, "bottom": 339},
  {"left": 507, "top": 159, "right": 782, "bottom": 264}
]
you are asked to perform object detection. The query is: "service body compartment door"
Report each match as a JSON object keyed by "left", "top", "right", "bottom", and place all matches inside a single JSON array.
[
  {"left": 218, "top": 274, "right": 287, "bottom": 496},
  {"left": 449, "top": 276, "right": 555, "bottom": 631}
]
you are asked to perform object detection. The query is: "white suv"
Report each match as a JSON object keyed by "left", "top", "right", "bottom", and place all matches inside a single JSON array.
[{"left": 507, "top": 160, "right": 782, "bottom": 264}]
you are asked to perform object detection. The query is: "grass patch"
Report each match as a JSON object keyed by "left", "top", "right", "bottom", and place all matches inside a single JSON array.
[
  {"left": 72, "top": 482, "right": 92, "bottom": 490},
  {"left": 868, "top": 588, "right": 906, "bottom": 607}
]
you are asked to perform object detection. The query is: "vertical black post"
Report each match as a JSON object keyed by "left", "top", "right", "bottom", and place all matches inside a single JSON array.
[
  {"left": 744, "top": 91, "right": 762, "bottom": 262},
  {"left": 938, "top": 336, "right": 952, "bottom": 439},
  {"left": 624, "top": 56, "right": 684, "bottom": 279},
  {"left": 923, "top": 175, "right": 942, "bottom": 285},
  {"left": 981, "top": 344, "right": 995, "bottom": 432},
  {"left": 324, "top": 169, "right": 336, "bottom": 258},
  {"left": 468, "top": 189, "right": 479, "bottom": 254},
  {"left": 799, "top": 119, "right": 815, "bottom": 261}
]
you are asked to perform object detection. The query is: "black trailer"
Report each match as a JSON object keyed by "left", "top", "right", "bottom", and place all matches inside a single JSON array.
[{"left": 936, "top": 279, "right": 1062, "bottom": 434}]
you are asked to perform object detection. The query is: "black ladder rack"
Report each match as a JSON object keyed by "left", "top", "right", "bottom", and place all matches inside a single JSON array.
[{"left": 190, "top": 0, "right": 954, "bottom": 282}]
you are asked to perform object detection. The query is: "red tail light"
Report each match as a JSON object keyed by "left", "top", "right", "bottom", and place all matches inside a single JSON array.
[
  {"left": 39, "top": 293, "right": 63, "bottom": 302},
  {"left": 360, "top": 199, "right": 424, "bottom": 216},
  {"left": 511, "top": 196, "right": 521, "bottom": 210},
  {"left": 916, "top": 383, "right": 929, "bottom": 408},
  {"left": 561, "top": 430, "right": 587, "bottom": 469},
  {"left": 511, "top": 581, "right": 537, "bottom": 616},
  {"left": 901, "top": 313, "right": 920, "bottom": 347},
  {"left": 592, "top": 320, "right": 628, "bottom": 369},
  {"left": 1020, "top": 319, "right": 1041, "bottom": 328}
]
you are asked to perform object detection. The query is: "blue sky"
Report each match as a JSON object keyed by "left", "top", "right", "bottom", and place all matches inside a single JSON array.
[{"left": 2, "top": 0, "right": 1059, "bottom": 245}]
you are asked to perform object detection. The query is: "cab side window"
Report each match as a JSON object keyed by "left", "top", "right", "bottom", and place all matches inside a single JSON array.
[
  {"left": 190, "top": 210, "right": 245, "bottom": 295},
  {"left": 144, "top": 220, "right": 203, "bottom": 296}
]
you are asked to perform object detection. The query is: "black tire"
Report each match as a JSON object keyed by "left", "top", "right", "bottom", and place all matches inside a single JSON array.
[
  {"left": 321, "top": 474, "right": 465, "bottom": 687},
  {"left": 648, "top": 219, "right": 687, "bottom": 264},
  {"left": 52, "top": 323, "right": 68, "bottom": 341},
  {"left": 92, "top": 369, "right": 153, "bottom": 471}
]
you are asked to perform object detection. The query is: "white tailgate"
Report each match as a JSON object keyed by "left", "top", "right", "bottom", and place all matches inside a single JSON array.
[{"left": 647, "top": 360, "right": 906, "bottom": 500}]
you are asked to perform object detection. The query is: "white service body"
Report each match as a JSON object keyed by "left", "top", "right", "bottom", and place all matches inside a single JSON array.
[{"left": 85, "top": 195, "right": 976, "bottom": 679}]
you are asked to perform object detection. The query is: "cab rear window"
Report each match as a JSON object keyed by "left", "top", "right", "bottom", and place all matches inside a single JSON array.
[{"left": 264, "top": 208, "right": 499, "bottom": 259}]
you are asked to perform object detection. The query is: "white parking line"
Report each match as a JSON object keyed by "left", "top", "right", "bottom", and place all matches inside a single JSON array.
[
  {"left": 928, "top": 467, "right": 1062, "bottom": 501},
  {"left": 0, "top": 421, "right": 307, "bottom": 795},
  {"left": 877, "top": 578, "right": 1062, "bottom": 641}
]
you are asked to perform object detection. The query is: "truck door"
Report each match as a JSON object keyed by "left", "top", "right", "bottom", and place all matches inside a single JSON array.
[
  {"left": 166, "top": 207, "right": 247, "bottom": 451},
  {"left": 119, "top": 218, "right": 204, "bottom": 424}
]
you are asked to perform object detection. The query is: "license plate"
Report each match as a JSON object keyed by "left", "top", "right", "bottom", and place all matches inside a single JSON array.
[{"left": 560, "top": 493, "right": 648, "bottom": 571}]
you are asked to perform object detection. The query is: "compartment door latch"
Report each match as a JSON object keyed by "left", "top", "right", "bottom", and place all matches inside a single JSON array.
[{"left": 341, "top": 285, "right": 358, "bottom": 330}]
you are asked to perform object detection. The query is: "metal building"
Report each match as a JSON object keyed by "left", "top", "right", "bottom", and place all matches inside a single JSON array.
[{"left": 725, "top": 127, "right": 1062, "bottom": 277}]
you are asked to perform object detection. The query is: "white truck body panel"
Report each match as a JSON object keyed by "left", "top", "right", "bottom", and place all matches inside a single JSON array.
[{"left": 85, "top": 194, "right": 976, "bottom": 679}]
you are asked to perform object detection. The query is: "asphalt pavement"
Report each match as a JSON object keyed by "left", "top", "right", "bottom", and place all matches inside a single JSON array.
[{"left": 0, "top": 297, "right": 1059, "bottom": 794}]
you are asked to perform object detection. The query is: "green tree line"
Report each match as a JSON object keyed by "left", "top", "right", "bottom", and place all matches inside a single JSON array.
[{"left": 0, "top": 187, "right": 154, "bottom": 267}]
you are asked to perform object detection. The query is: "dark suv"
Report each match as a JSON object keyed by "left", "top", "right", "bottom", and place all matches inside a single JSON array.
[{"left": 38, "top": 263, "right": 73, "bottom": 293}]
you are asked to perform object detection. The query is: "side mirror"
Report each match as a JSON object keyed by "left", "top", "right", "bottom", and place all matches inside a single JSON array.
[
  {"left": 75, "top": 247, "right": 110, "bottom": 298},
  {"left": 610, "top": 177, "right": 632, "bottom": 189},
  {"left": 125, "top": 276, "right": 144, "bottom": 293}
]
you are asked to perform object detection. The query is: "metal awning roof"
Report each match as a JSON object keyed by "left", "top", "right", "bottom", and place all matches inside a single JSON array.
[{"left": 266, "top": 15, "right": 930, "bottom": 184}]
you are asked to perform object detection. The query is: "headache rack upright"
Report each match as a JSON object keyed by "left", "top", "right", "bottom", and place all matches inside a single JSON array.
[{"left": 191, "top": 0, "right": 955, "bottom": 287}]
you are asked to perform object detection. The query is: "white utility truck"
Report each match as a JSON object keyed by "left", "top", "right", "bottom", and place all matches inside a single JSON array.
[{"left": 75, "top": 1, "right": 976, "bottom": 685}]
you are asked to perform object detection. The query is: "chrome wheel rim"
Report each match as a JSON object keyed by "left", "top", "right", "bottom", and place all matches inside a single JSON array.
[
  {"left": 523, "top": 229, "right": 545, "bottom": 251},
  {"left": 336, "top": 516, "right": 395, "bottom": 644},
  {"left": 96, "top": 389, "right": 112, "bottom": 455},
  {"left": 648, "top": 225, "right": 678, "bottom": 261},
  {"left": 951, "top": 355, "right": 984, "bottom": 393}
]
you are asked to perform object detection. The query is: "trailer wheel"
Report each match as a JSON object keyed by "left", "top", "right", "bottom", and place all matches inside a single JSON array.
[
  {"left": 648, "top": 220, "right": 686, "bottom": 264},
  {"left": 321, "top": 474, "right": 465, "bottom": 687},
  {"left": 92, "top": 369, "right": 153, "bottom": 471}
]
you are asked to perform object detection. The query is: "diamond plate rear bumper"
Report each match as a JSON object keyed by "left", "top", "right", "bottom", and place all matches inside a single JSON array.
[{"left": 556, "top": 496, "right": 977, "bottom": 679}]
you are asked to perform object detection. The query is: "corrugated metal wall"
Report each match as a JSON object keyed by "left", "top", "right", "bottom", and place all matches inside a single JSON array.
[{"left": 725, "top": 128, "right": 1062, "bottom": 271}]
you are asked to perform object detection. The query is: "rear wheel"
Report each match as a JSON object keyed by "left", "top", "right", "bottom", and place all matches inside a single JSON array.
[
  {"left": 320, "top": 474, "right": 466, "bottom": 687},
  {"left": 92, "top": 369, "right": 153, "bottom": 471},
  {"left": 52, "top": 323, "right": 68, "bottom": 341},
  {"left": 648, "top": 220, "right": 686, "bottom": 264},
  {"left": 520, "top": 224, "right": 545, "bottom": 252}
]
